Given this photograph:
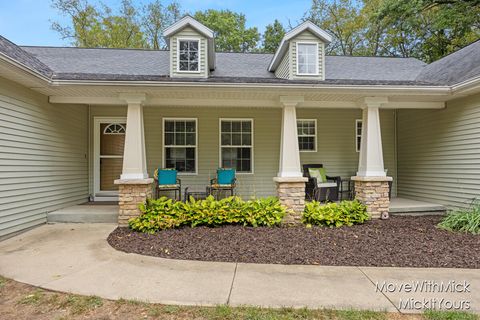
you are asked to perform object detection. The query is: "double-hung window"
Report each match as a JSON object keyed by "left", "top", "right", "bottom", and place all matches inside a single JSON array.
[
  {"left": 164, "top": 119, "right": 197, "bottom": 173},
  {"left": 297, "top": 119, "right": 317, "bottom": 151},
  {"left": 356, "top": 119, "right": 362, "bottom": 152},
  {"left": 297, "top": 43, "right": 318, "bottom": 75},
  {"left": 220, "top": 119, "right": 253, "bottom": 173},
  {"left": 178, "top": 39, "right": 199, "bottom": 72}
]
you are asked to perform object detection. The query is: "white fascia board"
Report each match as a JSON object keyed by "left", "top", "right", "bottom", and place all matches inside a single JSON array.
[
  {"left": 0, "top": 52, "right": 51, "bottom": 83},
  {"left": 163, "top": 15, "right": 214, "bottom": 39}
]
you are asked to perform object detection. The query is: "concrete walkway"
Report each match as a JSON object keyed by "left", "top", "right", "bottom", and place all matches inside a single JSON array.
[{"left": 0, "top": 224, "right": 478, "bottom": 313}]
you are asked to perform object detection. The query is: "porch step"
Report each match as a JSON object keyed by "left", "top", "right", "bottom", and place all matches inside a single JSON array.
[
  {"left": 48, "top": 205, "right": 118, "bottom": 223},
  {"left": 389, "top": 198, "right": 447, "bottom": 216}
]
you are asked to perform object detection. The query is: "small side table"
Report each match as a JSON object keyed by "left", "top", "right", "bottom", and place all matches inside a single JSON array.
[
  {"left": 339, "top": 177, "right": 354, "bottom": 200},
  {"left": 184, "top": 187, "right": 210, "bottom": 202}
]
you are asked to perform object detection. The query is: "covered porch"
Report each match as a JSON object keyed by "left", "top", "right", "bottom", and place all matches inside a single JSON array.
[{"left": 45, "top": 85, "right": 449, "bottom": 224}]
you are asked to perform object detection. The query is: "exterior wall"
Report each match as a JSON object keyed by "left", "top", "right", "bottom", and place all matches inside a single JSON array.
[
  {"left": 144, "top": 106, "right": 282, "bottom": 198},
  {"left": 89, "top": 106, "right": 396, "bottom": 199},
  {"left": 0, "top": 77, "right": 88, "bottom": 239},
  {"left": 297, "top": 108, "right": 397, "bottom": 196},
  {"left": 169, "top": 26, "right": 208, "bottom": 78},
  {"left": 290, "top": 31, "right": 325, "bottom": 80},
  {"left": 397, "top": 93, "right": 480, "bottom": 209},
  {"left": 275, "top": 52, "right": 290, "bottom": 79}
]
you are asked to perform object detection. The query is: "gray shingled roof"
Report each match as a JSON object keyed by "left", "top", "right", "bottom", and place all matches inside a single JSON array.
[
  {"left": 416, "top": 40, "right": 480, "bottom": 85},
  {"left": 21, "top": 46, "right": 428, "bottom": 84},
  {"left": 0, "top": 36, "right": 53, "bottom": 77},
  {"left": 0, "top": 37, "right": 475, "bottom": 85}
]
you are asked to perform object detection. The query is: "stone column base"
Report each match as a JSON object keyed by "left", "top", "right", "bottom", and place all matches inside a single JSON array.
[
  {"left": 273, "top": 177, "right": 308, "bottom": 224},
  {"left": 351, "top": 176, "right": 392, "bottom": 219},
  {"left": 114, "top": 178, "right": 154, "bottom": 227}
]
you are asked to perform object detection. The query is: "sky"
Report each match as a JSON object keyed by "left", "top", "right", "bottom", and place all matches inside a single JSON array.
[{"left": 0, "top": 0, "right": 312, "bottom": 46}]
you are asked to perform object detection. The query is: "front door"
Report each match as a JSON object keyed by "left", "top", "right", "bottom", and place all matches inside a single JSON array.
[{"left": 94, "top": 118, "right": 127, "bottom": 200}]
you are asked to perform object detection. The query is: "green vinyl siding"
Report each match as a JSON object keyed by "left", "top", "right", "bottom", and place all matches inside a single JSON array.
[
  {"left": 297, "top": 108, "right": 397, "bottom": 196},
  {"left": 0, "top": 77, "right": 88, "bottom": 239},
  {"left": 397, "top": 93, "right": 480, "bottom": 209},
  {"left": 169, "top": 26, "right": 208, "bottom": 78}
]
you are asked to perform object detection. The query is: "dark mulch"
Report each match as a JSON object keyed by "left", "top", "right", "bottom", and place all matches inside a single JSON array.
[{"left": 107, "top": 216, "right": 480, "bottom": 268}]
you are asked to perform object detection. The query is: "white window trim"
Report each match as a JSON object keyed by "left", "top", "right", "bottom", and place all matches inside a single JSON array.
[
  {"left": 297, "top": 119, "right": 317, "bottom": 152},
  {"left": 176, "top": 37, "right": 201, "bottom": 74},
  {"left": 356, "top": 119, "right": 362, "bottom": 153},
  {"left": 218, "top": 118, "right": 254, "bottom": 175},
  {"left": 296, "top": 41, "right": 319, "bottom": 76},
  {"left": 162, "top": 117, "right": 198, "bottom": 175},
  {"left": 103, "top": 123, "right": 126, "bottom": 135}
]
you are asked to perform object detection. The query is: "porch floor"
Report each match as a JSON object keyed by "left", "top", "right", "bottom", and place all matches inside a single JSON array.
[
  {"left": 389, "top": 197, "right": 446, "bottom": 215},
  {"left": 48, "top": 197, "right": 446, "bottom": 224},
  {"left": 48, "top": 204, "right": 118, "bottom": 223}
]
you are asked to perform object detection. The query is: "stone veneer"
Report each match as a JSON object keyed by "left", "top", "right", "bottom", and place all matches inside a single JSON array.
[
  {"left": 114, "top": 178, "right": 154, "bottom": 226},
  {"left": 273, "top": 177, "right": 308, "bottom": 224},
  {"left": 351, "top": 176, "right": 392, "bottom": 219}
]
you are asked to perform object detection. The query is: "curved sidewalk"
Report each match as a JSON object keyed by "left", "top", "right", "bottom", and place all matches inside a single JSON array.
[{"left": 0, "top": 224, "right": 478, "bottom": 313}]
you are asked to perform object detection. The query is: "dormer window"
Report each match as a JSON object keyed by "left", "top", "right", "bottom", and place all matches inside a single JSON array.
[
  {"left": 297, "top": 43, "right": 318, "bottom": 75},
  {"left": 178, "top": 39, "right": 200, "bottom": 72}
]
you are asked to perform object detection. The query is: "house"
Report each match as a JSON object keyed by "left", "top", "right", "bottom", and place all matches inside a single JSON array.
[{"left": 1, "top": 16, "right": 479, "bottom": 237}]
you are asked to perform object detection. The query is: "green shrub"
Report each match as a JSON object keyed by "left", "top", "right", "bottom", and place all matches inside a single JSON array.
[
  {"left": 129, "top": 196, "right": 286, "bottom": 233},
  {"left": 302, "top": 200, "right": 369, "bottom": 227},
  {"left": 438, "top": 200, "right": 480, "bottom": 234}
]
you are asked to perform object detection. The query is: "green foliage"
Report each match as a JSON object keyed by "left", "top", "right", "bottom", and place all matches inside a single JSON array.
[
  {"left": 129, "top": 196, "right": 286, "bottom": 233},
  {"left": 193, "top": 9, "right": 260, "bottom": 52},
  {"left": 51, "top": 0, "right": 182, "bottom": 49},
  {"left": 438, "top": 200, "right": 480, "bottom": 234},
  {"left": 303, "top": 200, "right": 369, "bottom": 227},
  {"left": 262, "top": 20, "right": 286, "bottom": 53},
  {"left": 424, "top": 310, "right": 479, "bottom": 320},
  {"left": 303, "top": 0, "right": 480, "bottom": 62}
]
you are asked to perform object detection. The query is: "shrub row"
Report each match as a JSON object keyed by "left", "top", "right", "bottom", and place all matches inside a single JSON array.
[{"left": 129, "top": 196, "right": 286, "bottom": 233}]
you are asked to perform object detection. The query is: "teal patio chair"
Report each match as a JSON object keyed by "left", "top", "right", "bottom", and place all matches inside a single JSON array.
[
  {"left": 154, "top": 168, "right": 182, "bottom": 201},
  {"left": 209, "top": 168, "right": 236, "bottom": 199}
]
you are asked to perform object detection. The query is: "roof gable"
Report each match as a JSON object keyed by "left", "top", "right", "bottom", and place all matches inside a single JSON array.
[
  {"left": 268, "top": 21, "right": 332, "bottom": 72},
  {"left": 163, "top": 15, "right": 214, "bottom": 39}
]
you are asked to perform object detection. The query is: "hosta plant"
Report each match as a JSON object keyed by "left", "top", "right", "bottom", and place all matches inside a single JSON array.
[
  {"left": 129, "top": 196, "right": 286, "bottom": 233},
  {"left": 302, "top": 200, "right": 369, "bottom": 227}
]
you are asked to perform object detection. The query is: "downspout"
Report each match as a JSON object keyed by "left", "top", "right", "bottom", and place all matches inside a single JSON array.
[
  {"left": 394, "top": 109, "right": 398, "bottom": 197},
  {"left": 88, "top": 104, "right": 93, "bottom": 202}
]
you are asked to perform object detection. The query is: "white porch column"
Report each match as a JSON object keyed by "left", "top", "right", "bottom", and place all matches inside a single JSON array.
[
  {"left": 119, "top": 93, "right": 148, "bottom": 180},
  {"left": 278, "top": 96, "right": 304, "bottom": 178},
  {"left": 114, "top": 93, "right": 153, "bottom": 226},
  {"left": 357, "top": 97, "right": 388, "bottom": 177},
  {"left": 353, "top": 97, "right": 392, "bottom": 220},
  {"left": 274, "top": 96, "right": 308, "bottom": 224}
]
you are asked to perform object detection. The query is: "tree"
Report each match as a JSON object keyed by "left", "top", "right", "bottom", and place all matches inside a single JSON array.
[
  {"left": 304, "top": 0, "right": 367, "bottom": 55},
  {"left": 375, "top": 0, "right": 480, "bottom": 62},
  {"left": 51, "top": 0, "right": 104, "bottom": 47},
  {"left": 51, "top": 0, "right": 182, "bottom": 49},
  {"left": 303, "top": 0, "right": 480, "bottom": 62},
  {"left": 262, "top": 20, "right": 286, "bottom": 53},
  {"left": 141, "top": 0, "right": 182, "bottom": 49},
  {"left": 193, "top": 9, "right": 260, "bottom": 52}
]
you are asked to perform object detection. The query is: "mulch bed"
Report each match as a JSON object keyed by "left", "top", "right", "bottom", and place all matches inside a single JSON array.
[{"left": 107, "top": 216, "right": 480, "bottom": 268}]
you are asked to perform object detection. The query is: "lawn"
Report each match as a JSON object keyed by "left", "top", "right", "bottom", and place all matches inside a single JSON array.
[{"left": 0, "top": 276, "right": 477, "bottom": 320}]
